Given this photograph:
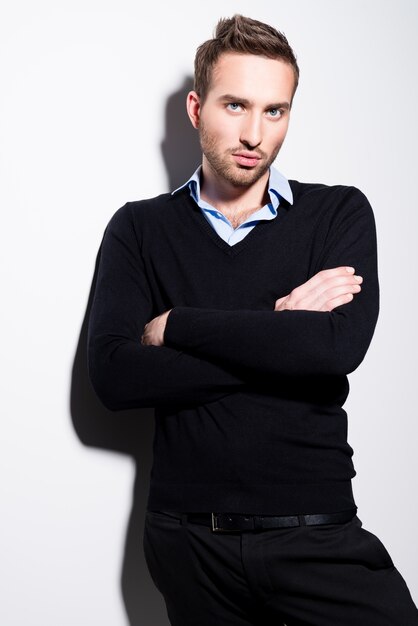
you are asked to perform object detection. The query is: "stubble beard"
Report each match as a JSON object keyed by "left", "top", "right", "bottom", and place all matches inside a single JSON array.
[{"left": 199, "top": 122, "right": 282, "bottom": 188}]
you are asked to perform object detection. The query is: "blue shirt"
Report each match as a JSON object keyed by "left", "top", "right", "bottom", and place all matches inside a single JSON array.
[{"left": 172, "top": 165, "right": 293, "bottom": 246}]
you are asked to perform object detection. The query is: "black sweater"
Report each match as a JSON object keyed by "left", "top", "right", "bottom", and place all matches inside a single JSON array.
[{"left": 88, "top": 181, "right": 379, "bottom": 515}]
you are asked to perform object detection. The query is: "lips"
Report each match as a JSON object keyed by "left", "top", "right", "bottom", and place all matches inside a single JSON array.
[{"left": 232, "top": 153, "right": 262, "bottom": 167}]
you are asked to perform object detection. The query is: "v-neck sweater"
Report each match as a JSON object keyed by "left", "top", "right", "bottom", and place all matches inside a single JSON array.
[{"left": 88, "top": 180, "right": 379, "bottom": 515}]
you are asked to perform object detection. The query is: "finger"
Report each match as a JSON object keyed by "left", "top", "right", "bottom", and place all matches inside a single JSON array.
[
  {"left": 321, "top": 292, "right": 355, "bottom": 312},
  {"left": 276, "top": 268, "right": 362, "bottom": 311},
  {"left": 310, "top": 270, "right": 361, "bottom": 293},
  {"left": 305, "top": 266, "right": 356, "bottom": 290},
  {"left": 274, "top": 296, "right": 288, "bottom": 311},
  {"left": 289, "top": 269, "right": 360, "bottom": 301},
  {"left": 312, "top": 283, "right": 361, "bottom": 309},
  {"left": 141, "top": 330, "right": 151, "bottom": 345},
  {"left": 322, "top": 274, "right": 362, "bottom": 287},
  {"left": 325, "top": 283, "right": 362, "bottom": 298},
  {"left": 288, "top": 275, "right": 361, "bottom": 309}
]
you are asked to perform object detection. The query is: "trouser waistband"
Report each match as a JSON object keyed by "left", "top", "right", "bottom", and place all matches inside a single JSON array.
[{"left": 158, "top": 509, "right": 357, "bottom": 532}]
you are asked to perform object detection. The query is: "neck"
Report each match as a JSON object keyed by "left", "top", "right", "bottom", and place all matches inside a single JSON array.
[{"left": 199, "top": 160, "right": 270, "bottom": 213}]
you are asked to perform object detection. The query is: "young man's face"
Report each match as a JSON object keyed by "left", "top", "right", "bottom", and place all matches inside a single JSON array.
[{"left": 188, "top": 52, "right": 296, "bottom": 189}]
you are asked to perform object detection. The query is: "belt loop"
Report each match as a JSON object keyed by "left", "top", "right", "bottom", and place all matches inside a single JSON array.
[
  {"left": 181, "top": 513, "right": 188, "bottom": 526},
  {"left": 298, "top": 514, "right": 306, "bottom": 527}
]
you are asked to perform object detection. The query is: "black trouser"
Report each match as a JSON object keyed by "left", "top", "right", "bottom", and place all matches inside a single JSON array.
[{"left": 143, "top": 510, "right": 418, "bottom": 626}]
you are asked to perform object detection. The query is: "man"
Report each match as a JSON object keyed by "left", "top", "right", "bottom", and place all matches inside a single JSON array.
[{"left": 88, "top": 14, "right": 418, "bottom": 626}]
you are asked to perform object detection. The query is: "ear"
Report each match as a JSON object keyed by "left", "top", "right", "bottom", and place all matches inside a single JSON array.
[{"left": 186, "top": 90, "right": 201, "bottom": 129}]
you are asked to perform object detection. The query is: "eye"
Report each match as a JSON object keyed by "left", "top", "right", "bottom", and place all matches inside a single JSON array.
[
  {"left": 267, "top": 108, "right": 282, "bottom": 118},
  {"left": 227, "top": 103, "right": 243, "bottom": 112}
]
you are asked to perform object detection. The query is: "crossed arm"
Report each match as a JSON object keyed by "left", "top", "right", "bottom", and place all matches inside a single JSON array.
[
  {"left": 88, "top": 195, "right": 379, "bottom": 410},
  {"left": 141, "top": 266, "right": 364, "bottom": 347}
]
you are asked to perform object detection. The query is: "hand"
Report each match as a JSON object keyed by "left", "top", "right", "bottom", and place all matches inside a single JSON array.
[
  {"left": 141, "top": 310, "right": 172, "bottom": 346},
  {"left": 274, "top": 266, "right": 363, "bottom": 312}
]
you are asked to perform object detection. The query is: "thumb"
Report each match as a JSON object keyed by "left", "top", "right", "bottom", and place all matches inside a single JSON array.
[{"left": 274, "top": 295, "right": 291, "bottom": 311}]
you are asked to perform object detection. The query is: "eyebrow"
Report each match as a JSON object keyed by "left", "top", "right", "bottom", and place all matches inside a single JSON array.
[{"left": 217, "top": 94, "right": 291, "bottom": 110}]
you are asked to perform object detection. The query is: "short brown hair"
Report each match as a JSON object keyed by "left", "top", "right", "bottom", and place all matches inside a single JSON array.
[{"left": 194, "top": 14, "right": 299, "bottom": 103}]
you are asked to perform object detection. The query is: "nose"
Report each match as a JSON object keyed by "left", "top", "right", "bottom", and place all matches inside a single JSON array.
[{"left": 239, "top": 111, "right": 262, "bottom": 149}]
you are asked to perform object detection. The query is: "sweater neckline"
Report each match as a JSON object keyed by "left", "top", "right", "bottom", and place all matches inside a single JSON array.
[{"left": 179, "top": 190, "right": 293, "bottom": 258}]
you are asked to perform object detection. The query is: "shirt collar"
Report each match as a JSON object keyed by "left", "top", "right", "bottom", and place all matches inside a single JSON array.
[{"left": 171, "top": 164, "right": 293, "bottom": 208}]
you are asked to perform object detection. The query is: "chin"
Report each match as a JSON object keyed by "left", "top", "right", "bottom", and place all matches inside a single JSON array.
[{"left": 227, "top": 165, "right": 269, "bottom": 187}]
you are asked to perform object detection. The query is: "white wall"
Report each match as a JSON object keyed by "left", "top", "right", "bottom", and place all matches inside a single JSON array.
[{"left": 1, "top": 1, "right": 417, "bottom": 624}]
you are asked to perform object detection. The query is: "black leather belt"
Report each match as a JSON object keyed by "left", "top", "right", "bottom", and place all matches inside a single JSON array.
[{"left": 179, "top": 509, "right": 357, "bottom": 532}]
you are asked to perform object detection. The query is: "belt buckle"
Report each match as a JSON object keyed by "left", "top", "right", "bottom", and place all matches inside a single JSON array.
[
  {"left": 211, "top": 512, "right": 250, "bottom": 533},
  {"left": 211, "top": 512, "right": 224, "bottom": 532}
]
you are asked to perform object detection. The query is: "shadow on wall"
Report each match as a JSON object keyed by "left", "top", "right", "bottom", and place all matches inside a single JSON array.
[
  {"left": 161, "top": 76, "right": 202, "bottom": 191},
  {"left": 70, "top": 76, "right": 200, "bottom": 626}
]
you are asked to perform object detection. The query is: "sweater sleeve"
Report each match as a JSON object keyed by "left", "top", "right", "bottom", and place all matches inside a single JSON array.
[
  {"left": 87, "top": 204, "right": 245, "bottom": 411},
  {"left": 164, "top": 189, "right": 379, "bottom": 377}
]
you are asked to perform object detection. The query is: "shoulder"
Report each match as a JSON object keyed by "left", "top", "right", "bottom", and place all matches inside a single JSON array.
[
  {"left": 107, "top": 188, "right": 192, "bottom": 228},
  {"left": 101, "top": 189, "right": 195, "bottom": 252},
  {"left": 102, "top": 191, "right": 180, "bottom": 237},
  {"left": 289, "top": 179, "right": 371, "bottom": 207},
  {"left": 288, "top": 179, "right": 375, "bottom": 225},
  {"left": 109, "top": 191, "right": 173, "bottom": 222}
]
